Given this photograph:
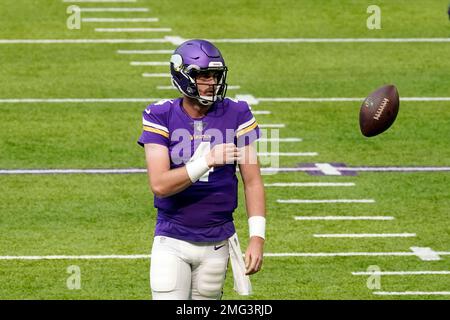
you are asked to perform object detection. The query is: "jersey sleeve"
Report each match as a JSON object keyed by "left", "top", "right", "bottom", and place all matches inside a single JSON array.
[
  {"left": 137, "top": 104, "right": 170, "bottom": 148},
  {"left": 236, "top": 102, "right": 261, "bottom": 147}
]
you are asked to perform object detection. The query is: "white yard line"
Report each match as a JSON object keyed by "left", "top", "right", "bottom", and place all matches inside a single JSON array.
[
  {"left": 278, "top": 199, "right": 376, "bottom": 204},
  {"left": 79, "top": 8, "right": 149, "bottom": 12},
  {"left": 352, "top": 271, "right": 450, "bottom": 276},
  {"left": 295, "top": 216, "right": 393, "bottom": 220},
  {"left": 3, "top": 37, "right": 450, "bottom": 46},
  {"left": 95, "top": 28, "right": 171, "bottom": 32},
  {"left": 0, "top": 95, "right": 448, "bottom": 104},
  {"left": 142, "top": 73, "right": 171, "bottom": 77},
  {"left": 259, "top": 124, "right": 285, "bottom": 128},
  {"left": 118, "top": 50, "right": 173, "bottom": 54},
  {"left": 265, "top": 182, "right": 355, "bottom": 187},
  {"left": 258, "top": 138, "right": 302, "bottom": 142},
  {"left": 156, "top": 85, "right": 176, "bottom": 90},
  {"left": 258, "top": 152, "right": 318, "bottom": 157},
  {"left": 0, "top": 98, "right": 160, "bottom": 103},
  {"left": 208, "top": 38, "right": 450, "bottom": 43},
  {"left": 63, "top": 0, "right": 137, "bottom": 2},
  {"left": 250, "top": 110, "right": 270, "bottom": 115},
  {"left": 0, "top": 166, "right": 450, "bottom": 174},
  {"left": 0, "top": 169, "right": 147, "bottom": 174},
  {"left": 265, "top": 251, "right": 450, "bottom": 257},
  {"left": 2, "top": 250, "right": 449, "bottom": 260},
  {"left": 0, "top": 255, "right": 150, "bottom": 260},
  {"left": 346, "top": 167, "right": 450, "bottom": 172},
  {"left": 373, "top": 291, "right": 450, "bottom": 296},
  {"left": 314, "top": 233, "right": 416, "bottom": 238},
  {"left": 235, "top": 94, "right": 259, "bottom": 105},
  {"left": 82, "top": 18, "right": 158, "bottom": 22},
  {"left": 0, "top": 39, "right": 167, "bottom": 44},
  {"left": 257, "top": 97, "right": 450, "bottom": 102},
  {"left": 131, "top": 61, "right": 169, "bottom": 66}
]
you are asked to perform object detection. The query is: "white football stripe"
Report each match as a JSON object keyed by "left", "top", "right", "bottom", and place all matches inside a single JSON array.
[
  {"left": 2, "top": 250, "right": 449, "bottom": 260},
  {"left": 259, "top": 124, "right": 285, "bottom": 128},
  {"left": 265, "top": 182, "right": 355, "bottom": 187},
  {"left": 0, "top": 255, "right": 150, "bottom": 260},
  {"left": 118, "top": 50, "right": 173, "bottom": 54},
  {"left": 257, "top": 97, "right": 450, "bottom": 102},
  {"left": 259, "top": 138, "right": 302, "bottom": 142},
  {"left": 373, "top": 291, "right": 450, "bottom": 296},
  {"left": 208, "top": 38, "right": 450, "bottom": 43},
  {"left": 352, "top": 271, "right": 450, "bottom": 276},
  {"left": 82, "top": 18, "right": 158, "bottom": 23},
  {"left": 251, "top": 111, "right": 271, "bottom": 115},
  {"left": 314, "top": 233, "right": 416, "bottom": 238},
  {"left": 142, "top": 73, "right": 171, "bottom": 77},
  {"left": 0, "top": 39, "right": 167, "bottom": 44},
  {"left": 79, "top": 7, "right": 149, "bottom": 12},
  {"left": 156, "top": 86, "right": 176, "bottom": 90},
  {"left": 0, "top": 98, "right": 161, "bottom": 103},
  {"left": 131, "top": 61, "right": 169, "bottom": 66},
  {"left": 295, "top": 216, "right": 393, "bottom": 220},
  {"left": 95, "top": 28, "right": 171, "bottom": 32},
  {"left": 0, "top": 169, "right": 147, "bottom": 174},
  {"left": 0, "top": 167, "right": 448, "bottom": 175},
  {"left": 278, "top": 199, "right": 375, "bottom": 203},
  {"left": 234, "top": 94, "right": 259, "bottom": 105},
  {"left": 64, "top": 0, "right": 137, "bottom": 2},
  {"left": 258, "top": 152, "right": 318, "bottom": 157}
]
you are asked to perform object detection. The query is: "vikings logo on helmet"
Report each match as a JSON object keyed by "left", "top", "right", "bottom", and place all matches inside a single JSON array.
[{"left": 170, "top": 39, "right": 228, "bottom": 106}]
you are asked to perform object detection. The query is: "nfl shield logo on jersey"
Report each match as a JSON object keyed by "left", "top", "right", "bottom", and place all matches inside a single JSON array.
[{"left": 193, "top": 121, "right": 204, "bottom": 133}]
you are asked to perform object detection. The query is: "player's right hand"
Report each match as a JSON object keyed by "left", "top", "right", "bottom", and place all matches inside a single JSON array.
[{"left": 206, "top": 143, "right": 239, "bottom": 167}]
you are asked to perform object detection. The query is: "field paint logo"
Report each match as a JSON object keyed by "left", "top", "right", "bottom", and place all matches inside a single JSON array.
[
  {"left": 366, "top": 265, "right": 381, "bottom": 290},
  {"left": 66, "top": 265, "right": 81, "bottom": 290},
  {"left": 367, "top": 5, "right": 381, "bottom": 30},
  {"left": 67, "top": 5, "right": 81, "bottom": 30}
]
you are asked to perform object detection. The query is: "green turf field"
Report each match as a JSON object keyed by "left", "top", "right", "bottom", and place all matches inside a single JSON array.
[{"left": 0, "top": 0, "right": 449, "bottom": 300}]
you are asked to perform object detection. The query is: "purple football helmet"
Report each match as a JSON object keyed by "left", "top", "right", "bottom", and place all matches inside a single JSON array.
[{"left": 170, "top": 39, "right": 228, "bottom": 106}]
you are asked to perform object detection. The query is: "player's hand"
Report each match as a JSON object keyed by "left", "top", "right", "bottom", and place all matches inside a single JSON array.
[
  {"left": 206, "top": 143, "right": 240, "bottom": 167},
  {"left": 245, "top": 236, "right": 264, "bottom": 275}
]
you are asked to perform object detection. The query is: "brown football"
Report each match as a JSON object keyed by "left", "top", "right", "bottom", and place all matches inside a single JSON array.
[{"left": 359, "top": 84, "right": 400, "bottom": 137}]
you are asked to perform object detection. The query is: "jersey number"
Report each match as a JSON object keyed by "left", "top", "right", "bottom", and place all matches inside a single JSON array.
[{"left": 188, "top": 141, "right": 214, "bottom": 182}]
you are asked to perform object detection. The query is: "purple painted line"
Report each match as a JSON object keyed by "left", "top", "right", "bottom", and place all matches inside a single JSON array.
[
  {"left": 295, "top": 164, "right": 450, "bottom": 176},
  {"left": 342, "top": 167, "right": 450, "bottom": 172},
  {"left": 297, "top": 163, "right": 356, "bottom": 176}
]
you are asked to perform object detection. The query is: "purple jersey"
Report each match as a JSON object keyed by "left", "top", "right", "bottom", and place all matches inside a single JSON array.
[{"left": 138, "top": 98, "right": 260, "bottom": 242}]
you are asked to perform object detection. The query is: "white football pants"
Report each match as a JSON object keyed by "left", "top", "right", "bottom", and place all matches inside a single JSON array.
[{"left": 150, "top": 235, "right": 229, "bottom": 300}]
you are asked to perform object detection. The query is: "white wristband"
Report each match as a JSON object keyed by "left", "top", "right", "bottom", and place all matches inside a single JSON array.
[
  {"left": 185, "top": 156, "right": 210, "bottom": 183},
  {"left": 248, "top": 216, "right": 266, "bottom": 239}
]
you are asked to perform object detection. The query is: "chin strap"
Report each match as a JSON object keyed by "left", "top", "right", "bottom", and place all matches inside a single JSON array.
[{"left": 198, "top": 95, "right": 216, "bottom": 106}]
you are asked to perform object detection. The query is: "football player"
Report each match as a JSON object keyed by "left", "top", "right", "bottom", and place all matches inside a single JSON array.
[{"left": 138, "top": 39, "right": 266, "bottom": 300}]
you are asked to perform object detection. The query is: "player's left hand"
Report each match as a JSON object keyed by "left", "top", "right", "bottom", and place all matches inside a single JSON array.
[{"left": 245, "top": 236, "right": 264, "bottom": 275}]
